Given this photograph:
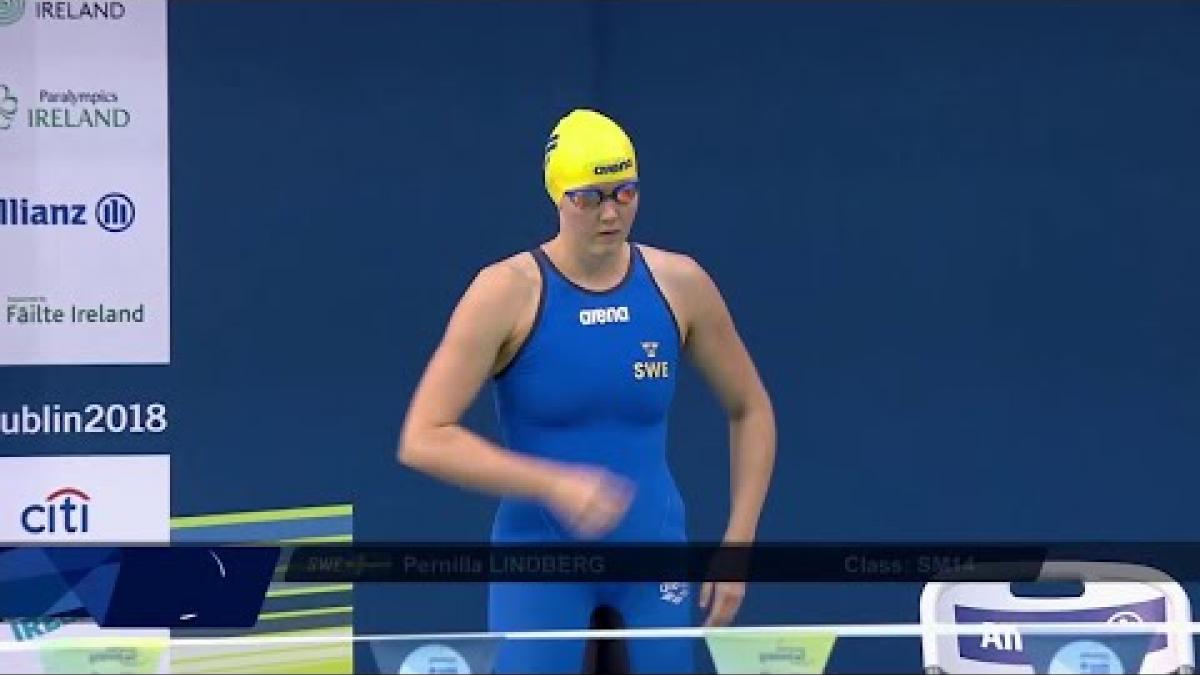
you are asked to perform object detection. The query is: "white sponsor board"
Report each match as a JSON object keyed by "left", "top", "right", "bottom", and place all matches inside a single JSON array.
[
  {"left": 0, "top": 0, "right": 169, "bottom": 365},
  {"left": 0, "top": 454, "right": 171, "bottom": 667},
  {"left": 0, "top": 454, "right": 171, "bottom": 674},
  {"left": 0, "top": 454, "right": 170, "bottom": 543}
]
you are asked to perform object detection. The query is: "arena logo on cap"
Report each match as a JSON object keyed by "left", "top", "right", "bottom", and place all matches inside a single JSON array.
[{"left": 593, "top": 158, "right": 633, "bottom": 176}]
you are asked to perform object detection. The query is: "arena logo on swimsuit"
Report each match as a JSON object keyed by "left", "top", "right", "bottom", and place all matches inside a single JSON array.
[{"left": 578, "top": 305, "right": 630, "bottom": 326}]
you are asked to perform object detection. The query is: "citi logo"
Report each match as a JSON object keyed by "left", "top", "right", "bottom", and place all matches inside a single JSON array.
[
  {"left": 594, "top": 158, "right": 633, "bottom": 176},
  {"left": 579, "top": 306, "right": 630, "bottom": 326},
  {"left": 22, "top": 486, "right": 90, "bottom": 534}
]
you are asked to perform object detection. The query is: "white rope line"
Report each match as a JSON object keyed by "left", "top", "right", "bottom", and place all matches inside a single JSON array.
[{"left": 0, "top": 622, "right": 1198, "bottom": 651}]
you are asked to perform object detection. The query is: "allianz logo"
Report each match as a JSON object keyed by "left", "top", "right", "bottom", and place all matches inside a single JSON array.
[{"left": 579, "top": 305, "right": 630, "bottom": 326}]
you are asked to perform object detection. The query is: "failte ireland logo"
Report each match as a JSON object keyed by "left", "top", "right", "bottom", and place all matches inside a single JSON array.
[
  {"left": 0, "top": 0, "right": 26, "bottom": 27},
  {"left": 21, "top": 486, "right": 91, "bottom": 534}
]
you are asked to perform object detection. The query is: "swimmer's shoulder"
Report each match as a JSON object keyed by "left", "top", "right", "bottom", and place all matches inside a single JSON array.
[
  {"left": 479, "top": 250, "right": 540, "bottom": 306},
  {"left": 635, "top": 243, "right": 713, "bottom": 342},
  {"left": 467, "top": 251, "right": 543, "bottom": 360},
  {"left": 636, "top": 243, "right": 703, "bottom": 282},
  {"left": 463, "top": 248, "right": 544, "bottom": 329},
  {"left": 635, "top": 242, "right": 711, "bottom": 305}
]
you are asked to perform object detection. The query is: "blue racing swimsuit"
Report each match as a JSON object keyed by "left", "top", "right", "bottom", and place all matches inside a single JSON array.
[{"left": 488, "top": 243, "right": 693, "bottom": 674}]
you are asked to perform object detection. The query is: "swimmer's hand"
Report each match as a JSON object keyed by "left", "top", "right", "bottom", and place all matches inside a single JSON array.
[
  {"left": 700, "top": 580, "right": 746, "bottom": 627},
  {"left": 543, "top": 466, "right": 634, "bottom": 539}
]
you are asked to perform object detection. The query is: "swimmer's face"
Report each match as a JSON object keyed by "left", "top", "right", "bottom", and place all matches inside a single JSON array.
[{"left": 559, "top": 180, "right": 639, "bottom": 249}]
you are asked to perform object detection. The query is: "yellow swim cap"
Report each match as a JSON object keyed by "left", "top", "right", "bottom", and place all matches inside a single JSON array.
[{"left": 543, "top": 109, "right": 638, "bottom": 206}]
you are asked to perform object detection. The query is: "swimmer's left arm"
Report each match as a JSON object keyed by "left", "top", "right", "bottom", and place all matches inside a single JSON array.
[
  {"left": 677, "top": 257, "right": 777, "bottom": 544},
  {"left": 672, "top": 255, "right": 775, "bottom": 627}
]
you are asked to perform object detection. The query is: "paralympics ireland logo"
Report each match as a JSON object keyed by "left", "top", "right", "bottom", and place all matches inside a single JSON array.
[
  {"left": 0, "top": 84, "right": 133, "bottom": 130},
  {"left": 0, "top": 0, "right": 25, "bottom": 26},
  {"left": 0, "top": 84, "right": 16, "bottom": 129}
]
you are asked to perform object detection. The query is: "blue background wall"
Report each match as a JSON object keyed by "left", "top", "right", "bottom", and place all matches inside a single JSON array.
[{"left": 5, "top": 1, "right": 1199, "bottom": 671}]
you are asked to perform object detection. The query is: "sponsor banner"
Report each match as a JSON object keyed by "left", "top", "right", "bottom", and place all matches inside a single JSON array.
[
  {"left": 369, "top": 640, "right": 499, "bottom": 675},
  {"left": 0, "top": 454, "right": 170, "bottom": 674},
  {"left": 0, "top": 0, "right": 169, "bottom": 365},
  {"left": 955, "top": 599, "right": 1167, "bottom": 665},
  {"left": 705, "top": 632, "right": 837, "bottom": 674},
  {"left": 170, "top": 504, "right": 355, "bottom": 673},
  {"left": 0, "top": 454, "right": 169, "bottom": 543},
  {"left": 0, "top": 620, "right": 169, "bottom": 675}
]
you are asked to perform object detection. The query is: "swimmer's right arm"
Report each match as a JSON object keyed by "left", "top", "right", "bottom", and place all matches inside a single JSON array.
[
  {"left": 398, "top": 263, "right": 557, "bottom": 498},
  {"left": 398, "top": 263, "right": 631, "bottom": 535}
]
